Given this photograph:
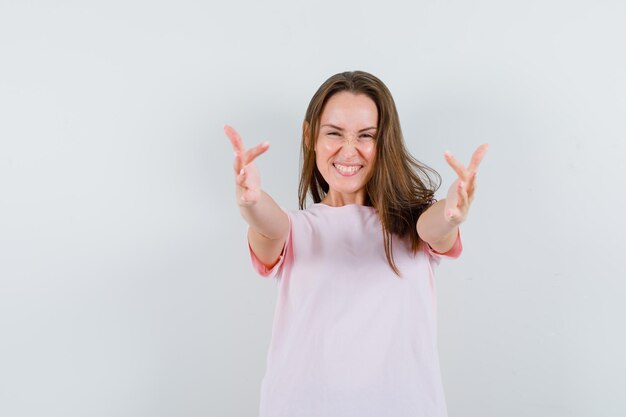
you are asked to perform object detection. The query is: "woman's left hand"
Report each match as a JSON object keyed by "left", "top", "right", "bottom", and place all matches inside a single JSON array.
[{"left": 443, "top": 144, "right": 489, "bottom": 226}]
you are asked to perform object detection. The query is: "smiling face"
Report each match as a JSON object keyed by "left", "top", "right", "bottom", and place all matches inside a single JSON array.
[{"left": 314, "top": 91, "right": 378, "bottom": 206}]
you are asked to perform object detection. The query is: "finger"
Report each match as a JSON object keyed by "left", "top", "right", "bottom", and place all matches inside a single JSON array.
[
  {"left": 243, "top": 141, "right": 270, "bottom": 165},
  {"left": 446, "top": 207, "right": 456, "bottom": 221},
  {"left": 451, "top": 182, "right": 469, "bottom": 224},
  {"left": 456, "top": 180, "right": 469, "bottom": 211},
  {"left": 224, "top": 125, "right": 246, "bottom": 154},
  {"left": 233, "top": 152, "right": 243, "bottom": 174},
  {"left": 467, "top": 143, "right": 489, "bottom": 173},
  {"left": 446, "top": 207, "right": 462, "bottom": 223},
  {"left": 466, "top": 171, "right": 478, "bottom": 200},
  {"left": 444, "top": 151, "right": 468, "bottom": 180},
  {"left": 242, "top": 188, "right": 260, "bottom": 203},
  {"left": 236, "top": 166, "right": 247, "bottom": 187},
  {"left": 239, "top": 167, "right": 259, "bottom": 194}
]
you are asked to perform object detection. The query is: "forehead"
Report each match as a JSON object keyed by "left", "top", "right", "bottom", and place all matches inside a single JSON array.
[{"left": 320, "top": 92, "right": 378, "bottom": 127}]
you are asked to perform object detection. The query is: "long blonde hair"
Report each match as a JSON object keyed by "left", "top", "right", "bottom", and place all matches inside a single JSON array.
[{"left": 298, "top": 70, "right": 441, "bottom": 276}]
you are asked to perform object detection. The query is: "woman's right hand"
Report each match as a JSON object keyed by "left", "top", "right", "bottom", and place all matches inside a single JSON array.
[{"left": 224, "top": 125, "right": 270, "bottom": 206}]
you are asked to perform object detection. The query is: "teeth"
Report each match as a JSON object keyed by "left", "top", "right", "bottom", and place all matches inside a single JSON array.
[{"left": 334, "top": 164, "right": 361, "bottom": 174}]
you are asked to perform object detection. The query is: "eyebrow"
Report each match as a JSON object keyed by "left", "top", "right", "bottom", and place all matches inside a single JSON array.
[{"left": 320, "top": 124, "right": 377, "bottom": 132}]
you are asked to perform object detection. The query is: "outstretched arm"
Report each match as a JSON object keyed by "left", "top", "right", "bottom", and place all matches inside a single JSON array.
[
  {"left": 416, "top": 144, "right": 489, "bottom": 253},
  {"left": 225, "top": 125, "right": 289, "bottom": 267}
]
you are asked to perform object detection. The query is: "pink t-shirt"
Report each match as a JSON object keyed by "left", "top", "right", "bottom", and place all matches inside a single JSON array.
[{"left": 248, "top": 203, "right": 462, "bottom": 417}]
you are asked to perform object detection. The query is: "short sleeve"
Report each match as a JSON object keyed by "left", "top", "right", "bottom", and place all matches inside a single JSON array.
[
  {"left": 248, "top": 210, "right": 293, "bottom": 279},
  {"left": 423, "top": 228, "right": 463, "bottom": 263}
]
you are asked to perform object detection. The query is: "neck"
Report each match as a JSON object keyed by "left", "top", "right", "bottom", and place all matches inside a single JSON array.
[{"left": 321, "top": 190, "right": 366, "bottom": 207}]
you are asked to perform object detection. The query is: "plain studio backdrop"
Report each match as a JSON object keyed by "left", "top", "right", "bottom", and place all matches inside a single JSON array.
[{"left": 1, "top": 0, "right": 624, "bottom": 416}]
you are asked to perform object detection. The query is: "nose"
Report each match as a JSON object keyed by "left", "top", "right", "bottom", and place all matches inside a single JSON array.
[
  {"left": 339, "top": 135, "right": 359, "bottom": 156},
  {"left": 337, "top": 132, "right": 365, "bottom": 147}
]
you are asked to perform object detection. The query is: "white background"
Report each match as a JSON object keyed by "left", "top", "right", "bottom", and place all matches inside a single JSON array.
[{"left": 1, "top": 1, "right": 625, "bottom": 416}]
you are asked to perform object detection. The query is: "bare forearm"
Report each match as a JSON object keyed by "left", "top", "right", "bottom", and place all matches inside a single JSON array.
[
  {"left": 416, "top": 199, "right": 458, "bottom": 253},
  {"left": 239, "top": 190, "right": 288, "bottom": 240},
  {"left": 240, "top": 190, "right": 289, "bottom": 267}
]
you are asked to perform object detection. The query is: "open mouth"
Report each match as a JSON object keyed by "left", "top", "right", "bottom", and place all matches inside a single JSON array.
[{"left": 333, "top": 163, "right": 363, "bottom": 176}]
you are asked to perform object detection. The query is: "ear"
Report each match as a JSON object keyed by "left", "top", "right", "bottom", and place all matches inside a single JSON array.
[{"left": 303, "top": 121, "right": 311, "bottom": 149}]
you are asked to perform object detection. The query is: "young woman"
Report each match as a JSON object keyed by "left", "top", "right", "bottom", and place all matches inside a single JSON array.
[{"left": 225, "top": 70, "right": 488, "bottom": 417}]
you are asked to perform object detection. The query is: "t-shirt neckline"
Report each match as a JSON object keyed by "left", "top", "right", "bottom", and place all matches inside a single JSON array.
[{"left": 312, "top": 202, "right": 377, "bottom": 210}]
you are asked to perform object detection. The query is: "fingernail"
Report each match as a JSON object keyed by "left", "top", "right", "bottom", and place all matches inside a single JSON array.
[{"left": 240, "top": 168, "right": 244, "bottom": 175}]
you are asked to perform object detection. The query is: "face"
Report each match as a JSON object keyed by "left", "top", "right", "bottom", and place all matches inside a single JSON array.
[{"left": 314, "top": 91, "right": 378, "bottom": 205}]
